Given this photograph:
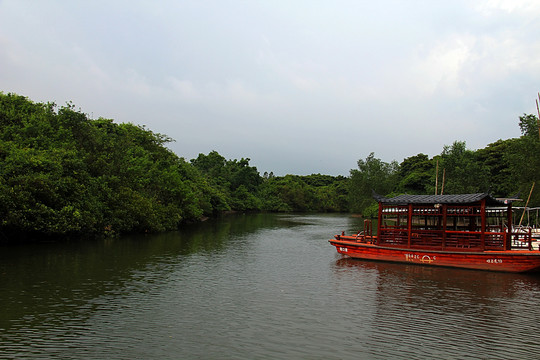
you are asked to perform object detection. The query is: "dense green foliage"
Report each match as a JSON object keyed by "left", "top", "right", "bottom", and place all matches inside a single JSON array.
[
  {"left": 0, "top": 93, "right": 347, "bottom": 239},
  {"left": 348, "top": 153, "right": 399, "bottom": 215},
  {"left": 2, "top": 92, "right": 539, "bottom": 239},
  {"left": 258, "top": 174, "right": 349, "bottom": 212},
  {"left": 350, "top": 113, "right": 540, "bottom": 216},
  {"left": 0, "top": 93, "right": 213, "bottom": 238}
]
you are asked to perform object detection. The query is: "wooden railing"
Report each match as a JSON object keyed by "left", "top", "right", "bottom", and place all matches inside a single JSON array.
[
  {"left": 511, "top": 227, "right": 533, "bottom": 250},
  {"left": 377, "top": 227, "right": 534, "bottom": 250}
]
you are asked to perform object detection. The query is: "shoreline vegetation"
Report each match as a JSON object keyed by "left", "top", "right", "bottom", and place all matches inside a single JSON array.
[{"left": 1, "top": 92, "right": 539, "bottom": 241}]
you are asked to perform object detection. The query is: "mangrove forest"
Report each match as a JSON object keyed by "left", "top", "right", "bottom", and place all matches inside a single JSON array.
[{"left": 1, "top": 92, "right": 539, "bottom": 240}]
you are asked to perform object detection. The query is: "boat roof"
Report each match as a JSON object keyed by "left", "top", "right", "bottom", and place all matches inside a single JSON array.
[{"left": 373, "top": 192, "right": 506, "bottom": 206}]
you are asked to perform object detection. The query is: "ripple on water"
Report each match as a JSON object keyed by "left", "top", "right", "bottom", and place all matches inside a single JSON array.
[{"left": 2, "top": 214, "right": 540, "bottom": 359}]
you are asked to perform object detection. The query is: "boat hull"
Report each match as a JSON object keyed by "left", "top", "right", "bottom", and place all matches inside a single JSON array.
[{"left": 329, "top": 238, "right": 540, "bottom": 273}]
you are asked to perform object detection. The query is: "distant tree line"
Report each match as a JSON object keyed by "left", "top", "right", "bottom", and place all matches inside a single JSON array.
[{"left": 1, "top": 92, "right": 538, "bottom": 239}]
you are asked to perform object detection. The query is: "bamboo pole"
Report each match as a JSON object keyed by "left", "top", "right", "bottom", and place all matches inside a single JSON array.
[
  {"left": 435, "top": 159, "right": 439, "bottom": 195},
  {"left": 536, "top": 92, "right": 540, "bottom": 139},
  {"left": 440, "top": 168, "right": 446, "bottom": 195},
  {"left": 519, "top": 182, "right": 535, "bottom": 227}
]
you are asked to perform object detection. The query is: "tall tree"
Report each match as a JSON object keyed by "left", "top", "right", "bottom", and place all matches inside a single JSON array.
[
  {"left": 518, "top": 113, "right": 540, "bottom": 138},
  {"left": 438, "top": 141, "right": 490, "bottom": 194},
  {"left": 348, "top": 153, "right": 399, "bottom": 214},
  {"left": 506, "top": 115, "right": 540, "bottom": 206},
  {"left": 476, "top": 139, "right": 517, "bottom": 197},
  {"left": 396, "top": 153, "right": 434, "bottom": 194}
]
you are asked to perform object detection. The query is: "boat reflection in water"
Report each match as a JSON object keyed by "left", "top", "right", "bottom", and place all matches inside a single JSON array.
[{"left": 332, "top": 257, "right": 540, "bottom": 359}]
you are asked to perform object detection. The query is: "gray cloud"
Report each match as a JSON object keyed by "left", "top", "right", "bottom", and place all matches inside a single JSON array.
[{"left": 1, "top": 0, "right": 539, "bottom": 175}]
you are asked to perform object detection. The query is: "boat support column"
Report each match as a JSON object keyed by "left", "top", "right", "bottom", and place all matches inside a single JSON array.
[
  {"left": 407, "top": 203, "right": 412, "bottom": 248},
  {"left": 442, "top": 204, "right": 447, "bottom": 250},
  {"left": 506, "top": 203, "right": 513, "bottom": 250},
  {"left": 481, "top": 199, "right": 486, "bottom": 251},
  {"left": 377, "top": 202, "right": 383, "bottom": 245}
]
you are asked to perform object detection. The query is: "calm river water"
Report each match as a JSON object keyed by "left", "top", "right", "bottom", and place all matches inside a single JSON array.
[{"left": 1, "top": 213, "right": 540, "bottom": 359}]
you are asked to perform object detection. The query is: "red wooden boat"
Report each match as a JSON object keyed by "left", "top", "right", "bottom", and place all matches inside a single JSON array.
[{"left": 329, "top": 193, "right": 540, "bottom": 272}]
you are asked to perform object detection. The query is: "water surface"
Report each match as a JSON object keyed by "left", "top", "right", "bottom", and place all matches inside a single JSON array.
[{"left": 1, "top": 213, "right": 540, "bottom": 359}]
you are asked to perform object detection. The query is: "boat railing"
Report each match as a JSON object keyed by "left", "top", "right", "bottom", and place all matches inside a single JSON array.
[
  {"left": 346, "top": 223, "right": 537, "bottom": 251},
  {"left": 410, "top": 229, "right": 443, "bottom": 248},
  {"left": 378, "top": 228, "right": 408, "bottom": 246},
  {"left": 444, "top": 231, "right": 481, "bottom": 249},
  {"left": 364, "top": 219, "right": 372, "bottom": 237},
  {"left": 485, "top": 232, "right": 506, "bottom": 249},
  {"left": 511, "top": 227, "right": 534, "bottom": 250},
  {"left": 377, "top": 227, "right": 531, "bottom": 251}
]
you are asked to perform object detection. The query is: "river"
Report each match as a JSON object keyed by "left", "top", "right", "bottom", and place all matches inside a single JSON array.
[{"left": 1, "top": 213, "right": 540, "bottom": 359}]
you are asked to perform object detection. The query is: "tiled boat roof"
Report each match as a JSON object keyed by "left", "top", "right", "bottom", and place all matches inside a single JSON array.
[{"left": 373, "top": 192, "right": 506, "bottom": 206}]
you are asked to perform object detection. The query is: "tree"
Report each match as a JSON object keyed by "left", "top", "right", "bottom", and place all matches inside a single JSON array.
[
  {"left": 518, "top": 113, "right": 540, "bottom": 138},
  {"left": 191, "top": 152, "right": 263, "bottom": 211},
  {"left": 0, "top": 93, "right": 213, "bottom": 239},
  {"left": 396, "top": 153, "right": 434, "bottom": 194},
  {"left": 505, "top": 133, "right": 540, "bottom": 206},
  {"left": 437, "top": 141, "right": 490, "bottom": 194},
  {"left": 191, "top": 151, "right": 227, "bottom": 181},
  {"left": 348, "top": 153, "right": 399, "bottom": 214},
  {"left": 476, "top": 139, "right": 517, "bottom": 197}
]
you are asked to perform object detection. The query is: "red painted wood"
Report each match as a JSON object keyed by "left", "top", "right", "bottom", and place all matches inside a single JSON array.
[
  {"left": 332, "top": 196, "right": 540, "bottom": 273},
  {"left": 329, "top": 238, "right": 540, "bottom": 273}
]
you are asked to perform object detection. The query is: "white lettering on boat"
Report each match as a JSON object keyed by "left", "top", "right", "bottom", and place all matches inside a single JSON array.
[
  {"left": 339, "top": 247, "right": 348, "bottom": 252},
  {"left": 405, "top": 254, "right": 437, "bottom": 263},
  {"left": 405, "top": 253, "right": 419, "bottom": 261},
  {"left": 486, "top": 258, "right": 503, "bottom": 264}
]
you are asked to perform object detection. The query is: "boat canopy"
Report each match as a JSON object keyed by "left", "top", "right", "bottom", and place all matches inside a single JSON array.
[{"left": 372, "top": 192, "right": 506, "bottom": 207}]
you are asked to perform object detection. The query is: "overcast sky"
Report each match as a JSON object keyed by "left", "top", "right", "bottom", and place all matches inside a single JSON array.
[{"left": 1, "top": 1, "right": 540, "bottom": 175}]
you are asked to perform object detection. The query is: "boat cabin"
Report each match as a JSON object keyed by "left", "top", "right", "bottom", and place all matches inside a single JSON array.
[{"left": 370, "top": 193, "right": 532, "bottom": 251}]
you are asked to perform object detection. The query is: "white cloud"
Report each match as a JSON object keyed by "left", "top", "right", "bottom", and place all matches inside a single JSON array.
[
  {"left": 168, "top": 78, "right": 200, "bottom": 101},
  {"left": 413, "top": 34, "right": 475, "bottom": 97},
  {"left": 476, "top": 0, "right": 540, "bottom": 16}
]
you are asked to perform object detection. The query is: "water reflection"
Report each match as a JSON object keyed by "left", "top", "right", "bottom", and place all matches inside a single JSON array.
[
  {"left": 334, "top": 257, "right": 540, "bottom": 302},
  {"left": 2, "top": 213, "right": 540, "bottom": 360},
  {"left": 0, "top": 214, "right": 292, "bottom": 330},
  {"left": 333, "top": 258, "right": 540, "bottom": 359}
]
